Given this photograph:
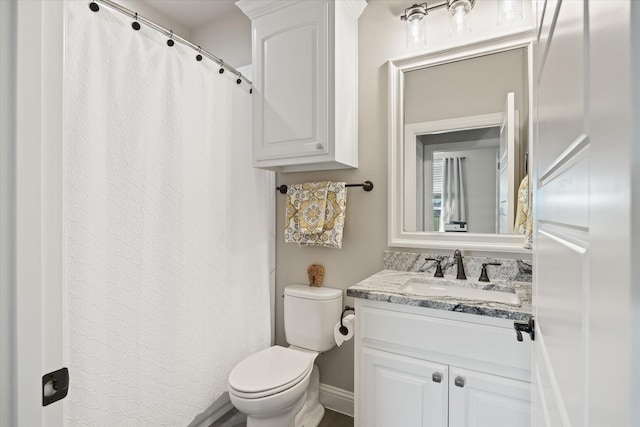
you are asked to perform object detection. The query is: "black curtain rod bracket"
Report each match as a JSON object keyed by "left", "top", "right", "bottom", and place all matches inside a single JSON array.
[{"left": 276, "top": 180, "right": 373, "bottom": 194}]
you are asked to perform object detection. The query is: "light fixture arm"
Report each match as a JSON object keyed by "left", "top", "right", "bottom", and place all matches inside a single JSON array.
[
  {"left": 400, "top": 1, "right": 474, "bottom": 21},
  {"left": 400, "top": 2, "right": 449, "bottom": 22},
  {"left": 427, "top": 1, "right": 449, "bottom": 13}
]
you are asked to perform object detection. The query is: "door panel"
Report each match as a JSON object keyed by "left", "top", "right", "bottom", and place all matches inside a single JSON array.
[
  {"left": 535, "top": 225, "right": 587, "bottom": 425},
  {"left": 536, "top": 0, "right": 584, "bottom": 173},
  {"left": 536, "top": 140, "right": 589, "bottom": 229},
  {"left": 533, "top": 0, "right": 590, "bottom": 426},
  {"left": 449, "top": 366, "right": 530, "bottom": 427},
  {"left": 361, "top": 347, "right": 448, "bottom": 427}
]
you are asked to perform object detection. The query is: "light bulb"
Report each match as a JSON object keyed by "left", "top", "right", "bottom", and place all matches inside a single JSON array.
[
  {"left": 498, "top": 0, "right": 523, "bottom": 25},
  {"left": 407, "top": 16, "right": 426, "bottom": 47},
  {"left": 449, "top": 4, "right": 471, "bottom": 38}
]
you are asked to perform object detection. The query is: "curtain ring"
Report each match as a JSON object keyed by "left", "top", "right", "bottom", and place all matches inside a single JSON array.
[
  {"left": 196, "top": 46, "right": 203, "bottom": 62},
  {"left": 167, "top": 30, "right": 175, "bottom": 47},
  {"left": 219, "top": 60, "right": 225, "bottom": 74},
  {"left": 89, "top": 1, "right": 100, "bottom": 12},
  {"left": 132, "top": 13, "right": 140, "bottom": 31}
]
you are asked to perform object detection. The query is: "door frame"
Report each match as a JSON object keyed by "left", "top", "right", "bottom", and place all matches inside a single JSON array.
[
  {"left": 14, "top": 1, "right": 65, "bottom": 425},
  {"left": 1, "top": 1, "right": 18, "bottom": 425}
]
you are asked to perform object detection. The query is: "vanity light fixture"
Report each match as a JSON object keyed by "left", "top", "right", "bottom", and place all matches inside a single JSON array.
[{"left": 400, "top": 0, "right": 475, "bottom": 47}]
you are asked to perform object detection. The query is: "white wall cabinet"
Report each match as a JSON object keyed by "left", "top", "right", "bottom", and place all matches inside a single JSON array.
[
  {"left": 237, "top": 0, "right": 365, "bottom": 173},
  {"left": 354, "top": 299, "right": 531, "bottom": 427}
]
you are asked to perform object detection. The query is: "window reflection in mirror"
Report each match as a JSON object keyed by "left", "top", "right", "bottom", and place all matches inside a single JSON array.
[{"left": 403, "top": 48, "right": 528, "bottom": 235}]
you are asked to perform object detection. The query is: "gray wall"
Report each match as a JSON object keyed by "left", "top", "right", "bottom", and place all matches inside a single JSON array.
[
  {"left": 119, "top": 0, "right": 192, "bottom": 36},
  {"left": 191, "top": 11, "right": 252, "bottom": 69},
  {"left": 404, "top": 48, "right": 527, "bottom": 124}
]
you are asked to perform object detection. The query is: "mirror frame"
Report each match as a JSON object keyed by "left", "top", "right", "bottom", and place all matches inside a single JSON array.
[{"left": 388, "top": 30, "right": 534, "bottom": 253}]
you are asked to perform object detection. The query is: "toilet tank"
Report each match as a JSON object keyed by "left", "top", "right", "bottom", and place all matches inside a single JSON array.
[{"left": 284, "top": 284, "right": 343, "bottom": 352}]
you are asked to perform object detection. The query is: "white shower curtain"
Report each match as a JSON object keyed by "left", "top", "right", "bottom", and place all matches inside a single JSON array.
[
  {"left": 439, "top": 157, "right": 466, "bottom": 231},
  {"left": 63, "top": 2, "right": 271, "bottom": 425}
]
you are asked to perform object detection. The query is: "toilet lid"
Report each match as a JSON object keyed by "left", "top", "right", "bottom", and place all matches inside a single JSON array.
[{"left": 228, "top": 346, "right": 315, "bottom": 396}]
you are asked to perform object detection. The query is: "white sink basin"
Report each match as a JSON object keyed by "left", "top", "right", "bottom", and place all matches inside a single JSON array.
[{"left": 401, "top": 277, "right": 521, "bottom": 306}]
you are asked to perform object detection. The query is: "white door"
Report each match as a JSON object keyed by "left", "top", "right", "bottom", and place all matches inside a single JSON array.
[
  {"left": 498, "top": 92, "right": 516, "bottom": 234},
  {"left": 448, "top": 366, "right": 530, "bottom": 427},
  {"left": 360, "top": 347, "right": 448, "bottom": 427},
  {"left": 14, "top": 1, "right": 65, "bottom": 425},
  {"left": 532, "top": 0, "right": 635, "bottom": 425}
]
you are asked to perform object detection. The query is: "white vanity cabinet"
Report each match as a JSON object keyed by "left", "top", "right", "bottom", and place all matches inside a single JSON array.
[
  {"left": 236, "top": 0, "right": 365, "bottom": 172},
  {"left": 355, "top": 299, "right": 531, "bottom": 427}
]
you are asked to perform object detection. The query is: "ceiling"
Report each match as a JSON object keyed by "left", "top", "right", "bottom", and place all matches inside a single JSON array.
[{"left": 139, "top": 0, "right": 240, "bottom": 30}]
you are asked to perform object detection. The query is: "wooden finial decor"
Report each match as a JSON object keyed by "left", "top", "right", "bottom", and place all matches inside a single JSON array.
[{"left": 307, "top": 264, "right": 325, "bottom": 287}]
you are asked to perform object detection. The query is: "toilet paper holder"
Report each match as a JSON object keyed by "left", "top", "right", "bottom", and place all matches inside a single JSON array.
[{"left": 339, "top": 306, "right": 355, "bottom": 336}]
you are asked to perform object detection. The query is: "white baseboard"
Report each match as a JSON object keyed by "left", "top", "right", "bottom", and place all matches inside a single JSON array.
[
  {"left": 319, "top": 383, "right": 354, "bottom": 418},
  {"left": 199, "top": 384, "right": 354, "bottom": 425}
]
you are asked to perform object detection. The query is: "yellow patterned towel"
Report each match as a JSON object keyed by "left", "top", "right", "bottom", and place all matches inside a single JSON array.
[
  {"left": 514, "top": 175, "right": 529, "bottom": 234},
  {"left": 284, "top": 182, "right": 347, "bottom": 249},
  {"left": 285, "top": 181, "right": 329, "bottom": 235},
  {"left": 514, "top": 175, "right": 533, "bottom": 249}
]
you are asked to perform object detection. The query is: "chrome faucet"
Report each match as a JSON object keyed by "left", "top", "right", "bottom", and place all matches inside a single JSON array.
[{"left": 453, "top": 249, "right": 467, "bottom": 280}]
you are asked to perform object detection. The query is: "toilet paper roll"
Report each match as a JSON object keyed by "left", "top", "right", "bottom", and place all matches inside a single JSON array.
[{"left": 334, "top": 314, "right": 356, "bottom": 347}]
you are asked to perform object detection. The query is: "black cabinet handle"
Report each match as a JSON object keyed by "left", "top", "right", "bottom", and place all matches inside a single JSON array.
[
  {"left": 454, "top": 376, "right": 465, "bottom": 388},
  {"left": 432, "top": 372, "right": 442, "bottom": 383}
]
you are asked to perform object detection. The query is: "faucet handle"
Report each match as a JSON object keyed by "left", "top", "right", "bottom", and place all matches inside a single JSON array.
[
  {"left": 479, "top": 262, "right": 501, "bottom": 282},
  {"left": 425, "top": 258, "right": 444, "bottom": 278}
]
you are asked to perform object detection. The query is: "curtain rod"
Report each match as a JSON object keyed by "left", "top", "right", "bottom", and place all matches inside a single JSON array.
[{"left": 90, "top": 0, "right": 253, "bottom": 87}]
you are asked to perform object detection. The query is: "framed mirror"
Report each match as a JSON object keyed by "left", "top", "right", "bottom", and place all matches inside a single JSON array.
[{"left": 388, "top": 31, "right": 533, "bottom": 253}]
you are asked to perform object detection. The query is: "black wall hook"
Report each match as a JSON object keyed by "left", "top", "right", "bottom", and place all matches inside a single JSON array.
[
  {"left": 132, "top": 13, "right": 140, "bottom": 30},
  {"left": 89, "top": 1, "right": 100, "bottom": 12}
]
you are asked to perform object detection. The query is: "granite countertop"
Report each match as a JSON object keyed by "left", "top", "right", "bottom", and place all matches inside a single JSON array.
[{"left": 347, "top": 269, "right": 532, "bottom": 321}]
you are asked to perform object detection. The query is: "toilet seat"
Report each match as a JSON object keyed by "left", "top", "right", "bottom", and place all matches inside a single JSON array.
[{"left": 228, "top": 346, "right": 315, "bottom": 399}]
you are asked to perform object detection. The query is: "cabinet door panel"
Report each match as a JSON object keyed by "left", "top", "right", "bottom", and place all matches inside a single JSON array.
[
  {"left": 253, "top": 1, "right": 328, "bottom": 161},
  {"left": 449, "top": 367, "right": 530, "bottom": 427},
  {"left": 263, "top": 24, "right": 315, "bottom": 144},
  {"left": 361, "top": 347, "right": 448, "bottom": 427}
]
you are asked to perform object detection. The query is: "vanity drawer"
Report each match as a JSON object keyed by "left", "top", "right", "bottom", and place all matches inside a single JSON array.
[{"left": 359, "top": 306, "right": 530, "bottom": 371}]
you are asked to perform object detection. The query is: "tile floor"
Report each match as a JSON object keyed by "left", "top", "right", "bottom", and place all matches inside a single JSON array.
[{"left": 211, "top": 408, "right": 353, "bottom": 427}]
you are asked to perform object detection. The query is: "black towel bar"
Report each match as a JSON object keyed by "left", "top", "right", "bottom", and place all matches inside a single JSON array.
[{"left": 276, "top": 181, "right": 374, "bottom": 194}]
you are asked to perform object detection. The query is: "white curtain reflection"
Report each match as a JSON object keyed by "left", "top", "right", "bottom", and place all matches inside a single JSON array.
[{"left": 439, "top": 157, "right": 467, "bottom": 231}]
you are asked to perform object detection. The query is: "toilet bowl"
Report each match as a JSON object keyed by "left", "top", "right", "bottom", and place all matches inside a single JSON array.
[
  {"left": 228, "top": 346, "right": 322, "bottom": 427},
  {"left": 227, "top": 285, "right": 343, "bottom": 427}
]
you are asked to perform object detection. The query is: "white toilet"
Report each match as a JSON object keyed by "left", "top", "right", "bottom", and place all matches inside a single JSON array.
[{"left": 228, "top": 284, "right": 343, "bottom": 427}]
